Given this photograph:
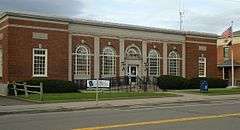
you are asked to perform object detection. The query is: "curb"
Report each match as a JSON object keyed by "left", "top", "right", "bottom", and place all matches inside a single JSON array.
[{"left": 1, "top": 97, "right": 240, "bottom": 116}]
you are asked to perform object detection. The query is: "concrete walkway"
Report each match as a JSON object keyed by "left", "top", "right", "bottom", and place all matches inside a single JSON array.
[
  {"left": 1, "top": 92, "right": 240, "bottom": 115},
  {"left": 0, "top": 96, "right": 35, "bottom": 106}
]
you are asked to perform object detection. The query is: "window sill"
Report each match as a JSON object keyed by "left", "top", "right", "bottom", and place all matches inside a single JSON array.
[{"left": 32, "top": 75, "right": 48, "bottom": 78}]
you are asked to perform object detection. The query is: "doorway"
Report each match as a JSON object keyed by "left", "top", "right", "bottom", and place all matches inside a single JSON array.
[{"left": 127, "top": 65, "right": 137, "bottom": 83}]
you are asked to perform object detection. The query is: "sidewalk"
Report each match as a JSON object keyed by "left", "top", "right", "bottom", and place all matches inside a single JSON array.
[{"left": 1, "top": 92, "right": 240, "bottom": 115}]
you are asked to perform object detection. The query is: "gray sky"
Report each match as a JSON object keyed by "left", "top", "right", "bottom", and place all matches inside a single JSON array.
[{"left": 0, "top": 0, "right": 240, "bottom": 34}]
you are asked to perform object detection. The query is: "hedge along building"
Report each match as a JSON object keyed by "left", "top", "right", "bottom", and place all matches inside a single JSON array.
[
  {"left": 0, "top": 11, "right": 218, "bottom": 84},
  {"left": 217, "top": 31, "right": 240, "bottom": 86}
]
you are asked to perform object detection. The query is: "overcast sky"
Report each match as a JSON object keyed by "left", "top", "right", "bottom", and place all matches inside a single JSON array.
[{"left": 0, "top": 0, "right": 240, "bottom": 34}]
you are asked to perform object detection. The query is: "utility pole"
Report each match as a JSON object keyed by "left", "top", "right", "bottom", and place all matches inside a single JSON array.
[{"left": 231, "top": 21, "right": 235, "bottom": 86}]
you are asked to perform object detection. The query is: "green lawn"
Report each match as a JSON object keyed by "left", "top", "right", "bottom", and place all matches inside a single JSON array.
[
  {"left": 19, "top": 91, "right": 178, "bottom": 103},
  {"left": 184, "top": 88, "right": 240, "bottom": 96}
]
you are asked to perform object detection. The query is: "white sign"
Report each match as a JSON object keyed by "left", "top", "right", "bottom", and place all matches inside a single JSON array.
[{"left": 87, "top": 80, "right": 110, "bottom": 88}]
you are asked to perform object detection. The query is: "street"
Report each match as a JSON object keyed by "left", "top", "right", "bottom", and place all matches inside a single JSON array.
[{"left": 1, "top": 99, "right": 240, "bottom": 130}]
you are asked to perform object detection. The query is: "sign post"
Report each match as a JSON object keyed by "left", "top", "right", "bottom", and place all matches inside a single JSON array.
[{"left": 96, "top": 79, "right": 99, "bottom": 104}]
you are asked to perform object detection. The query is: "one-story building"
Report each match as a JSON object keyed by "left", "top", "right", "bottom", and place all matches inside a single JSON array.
[{"left": 0, "top": 11, "right": 218, "bottom": 84}]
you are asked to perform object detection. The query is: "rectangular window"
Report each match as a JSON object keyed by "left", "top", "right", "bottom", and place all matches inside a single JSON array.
[
  {"left": 198, "top": 57, "right": 206, "bottom": 77},
  {"left": 33, "top": 48, "right": 48, "bottom": 77},
  {"left": 223, "top": 47, "right": 229, "bottom": 58},
  {"left": 0, "top": 48, "right": 2, "bottom": 77}
]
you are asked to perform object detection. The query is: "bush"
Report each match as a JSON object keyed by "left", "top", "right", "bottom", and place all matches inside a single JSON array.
[
  {"left": 157, "top": 75, "right": 189, "bottom": 90},
  {"left": 8, "top": 79, "right": 80, "bottom": 95},
  {"left": 188, "top": 77, "right": 228, "bottom": 89},
  {"left": 156, "top": 76, "right": 228, "bottom": 90}
]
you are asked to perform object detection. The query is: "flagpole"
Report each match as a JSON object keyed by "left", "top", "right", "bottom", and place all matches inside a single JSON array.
[{"left": 231, "top": 21, "right": 234, "bottom": 86}]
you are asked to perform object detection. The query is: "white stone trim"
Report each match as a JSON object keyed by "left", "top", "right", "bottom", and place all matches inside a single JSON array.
[
  {"left": 8, "top": 16, "right": 69, "bottom": 25},
  {"left": 0, "top": 16, "right": 8, "bottom": 24},
  {"left": 94, "top": 36, "right": 100, "bottom": 79},
  {"left": 142, "top": 41, "right": 147, "bottom": 76},
  {"left": 186, "top": 40, "right": 216, "bottom": 45},
  {"left": 8, "top": 24, "right": 68, "bottom": 32},
  {"left": 0, "top": 48, "right": 3, "bottom": 77},
  {"left": 163, "top": 43, "right": 168, "bottom": 75},
  {"left": 71, "top": 33, "right": 95, "bottom": 37},
  {"left": 124, "top": 38, "right": 143, "bottom": 42},
  {"left": 119, "top": 38, "right": 125, "bottom": 76},
  {"left": 0, "top": 25, "right": 8, "bottom": 31},
  {"left": 222, "top": 67, "right": 225, "bottom": 80},
  {"left": 186, "top": 35, "right": 218, "bottom": 40},
  {"left": 70, "top": 33, "right": 185, "bottom": 45},
  {"left": 99, "top": 36, "right": 120, "bottom": 39},
  {"left": 182, "top": 42, "right": 186, "bottom": 77},
  {"left": 68, "top": 34, "right": 72, "bottom": 81},
  {"left": 69, "top": 24, "right": 185, "bottom": 42}
]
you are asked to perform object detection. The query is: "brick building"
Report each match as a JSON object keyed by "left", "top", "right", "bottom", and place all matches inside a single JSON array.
[
  {"left": 217, "top": 31, "right": 240, "bottom": 86},
  {"left": 0, "top": 11, "right": 218, "bottom": 84}
]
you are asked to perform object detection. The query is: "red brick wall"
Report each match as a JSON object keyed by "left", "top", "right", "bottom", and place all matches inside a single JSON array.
[
  {"left": 0, "top": 18, "right": 9, "bottom": 83},
  {"left": 186, "top": 36, "right": 217, "bottom": 78},
  {"left": 6, "top": 18, "right": 69, "bottom": 82}
]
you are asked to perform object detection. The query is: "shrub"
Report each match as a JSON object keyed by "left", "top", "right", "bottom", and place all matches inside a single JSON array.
[
  {"left": 8, "top": 79, "right": 80, "bottom": 95},
  {"left": 156, "top": 76, "right": 228, "bottom": 90},
  {"left": 157, "top": 75, "right": 189, "bottom": 90},
  {"left": 188, "top": 77, "right": 228, "bottom": 89}
]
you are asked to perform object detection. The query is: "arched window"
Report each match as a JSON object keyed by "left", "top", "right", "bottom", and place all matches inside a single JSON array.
[
  {"left": 168, "top": 51, "right": 180, "bottom": 76},
  {"left": 126, "top": 46, "right": 141, "bottom": 59},
  {"left": 74, "top": 45, "right": 90, "bottom": 77},
  {"left": 101, "top": 47, "right": 116, "bottom": 77},
  {"left": 148, "top": 49, "right": 160, "bottom": 76}
]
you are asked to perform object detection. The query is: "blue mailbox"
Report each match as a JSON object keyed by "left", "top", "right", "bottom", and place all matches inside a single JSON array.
[{"left": 200, "top": 80, "right": 208, "bottom": 92}]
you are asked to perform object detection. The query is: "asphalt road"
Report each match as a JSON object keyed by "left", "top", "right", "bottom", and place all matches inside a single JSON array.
[{"left": 1, "top": 99, "right": 240, "bottom": 130}]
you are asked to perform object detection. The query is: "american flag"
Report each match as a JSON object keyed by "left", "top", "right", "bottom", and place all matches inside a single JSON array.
[{"left": 222, "top": 26, "right": 233, "bottom": 39}]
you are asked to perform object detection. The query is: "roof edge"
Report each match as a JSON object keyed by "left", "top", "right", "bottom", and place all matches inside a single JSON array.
[{"left": 1, "top": 11, "right": 218, "bottom": 38}]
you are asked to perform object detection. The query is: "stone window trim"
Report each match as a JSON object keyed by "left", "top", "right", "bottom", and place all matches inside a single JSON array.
[{"left": 32, "top": 48, "right": 48, "bottom": 77}]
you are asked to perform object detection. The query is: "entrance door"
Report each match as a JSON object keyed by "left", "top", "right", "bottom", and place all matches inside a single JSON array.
[{"left": 128, "top": 66, "right": 137, "bottom": 83}]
